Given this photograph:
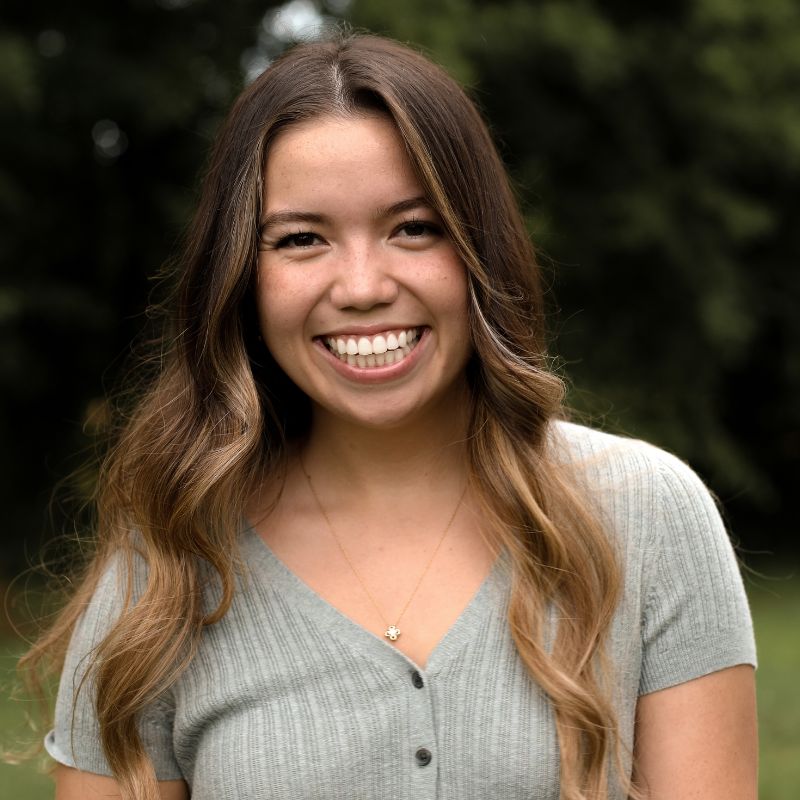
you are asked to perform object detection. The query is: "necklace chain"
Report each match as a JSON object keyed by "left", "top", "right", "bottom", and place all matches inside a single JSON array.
[{"left": 301, "top": 460, "right": 466, "bottom": 643}]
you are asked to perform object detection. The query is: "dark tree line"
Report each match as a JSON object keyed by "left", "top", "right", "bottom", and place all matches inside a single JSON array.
[{"left": 1, "top": 0, "right": 797, "bottom": 579}]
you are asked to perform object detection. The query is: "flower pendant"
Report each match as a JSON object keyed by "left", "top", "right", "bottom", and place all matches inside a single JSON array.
[{"left": 385, "top": 625, "right": 401, "bottom": 641}]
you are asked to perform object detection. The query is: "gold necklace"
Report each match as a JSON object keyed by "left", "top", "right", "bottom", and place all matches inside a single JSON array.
[{"left": 301, "top": 462, "right": 467, "bottom": 643}]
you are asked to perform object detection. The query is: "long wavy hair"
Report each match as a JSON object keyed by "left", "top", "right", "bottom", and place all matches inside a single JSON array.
[{"left": 19, "top": 33, "right": 628, "bottom": 800}]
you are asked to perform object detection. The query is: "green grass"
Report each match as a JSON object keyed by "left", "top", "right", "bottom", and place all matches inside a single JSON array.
[
  {"left": 2, "top": 576, "right": 798, "bottom": 798},
  {"left": 749, "top": 572, "right": 800, "bottom": 799},
  {"left": 0, "top": 637, "right": 52, "bottom": 799}
]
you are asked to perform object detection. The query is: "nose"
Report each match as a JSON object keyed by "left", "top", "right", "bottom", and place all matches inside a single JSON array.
[{"left": 328, "top": 242, "right": 399, "bottom": 311}]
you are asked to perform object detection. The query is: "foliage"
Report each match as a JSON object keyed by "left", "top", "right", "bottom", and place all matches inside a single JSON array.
[
  {"left": 0, "top": 0, "right": 797, "bottom": 578},
  {"left": 0, "top": 0, "right": 280, "bottom": 576},
  {"left": 348, "top": 0, "right": 800, "bottom": 552}
]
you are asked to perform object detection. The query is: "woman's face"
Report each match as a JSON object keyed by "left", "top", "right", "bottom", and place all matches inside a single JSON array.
[{"left": 255, "top": 112, "right": 471, "bottom": 431}]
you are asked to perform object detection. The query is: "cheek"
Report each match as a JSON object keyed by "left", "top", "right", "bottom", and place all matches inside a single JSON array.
[
  {"left": 442, "top": 261, "right": 472, "bottom": 354},
  {"left": 433, "top": 256, "right": 470, "bottom": 318},
  {"left": 254, "top": 268, "right": 328, "bottom": 380},
  {"left": 255, "top": 266, "right": 303, "bottom": 340},
  {"left": 256, "top": 296, "right": 301, "bottom": 378}
]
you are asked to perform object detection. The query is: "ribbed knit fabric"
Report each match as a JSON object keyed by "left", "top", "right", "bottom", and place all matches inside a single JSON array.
[{"left": 45, "top": 422, "right": 756, "bottom": 799}]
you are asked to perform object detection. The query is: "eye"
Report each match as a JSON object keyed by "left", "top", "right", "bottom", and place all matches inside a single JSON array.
[
  {"left": 275, "top": 231, "right": 324, "bottom": 249},
  {"left": 395, "top": 219, "right": 442, "bottom": 240}
]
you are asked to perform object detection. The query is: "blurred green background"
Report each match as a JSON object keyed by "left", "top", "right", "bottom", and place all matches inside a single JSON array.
[{"left": 1, "top": 0, "right": 797, "bottom": 796}]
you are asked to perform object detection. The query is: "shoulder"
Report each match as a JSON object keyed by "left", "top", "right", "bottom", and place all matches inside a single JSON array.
[
  {"left": 549, "top": 418, "right": 692, "bottom": 474},
  {"left": 547, "top": 419, "right": 735, "bottom": 580},
  {"left": 548, "top": 421, "right": 756, "bottom": 693},
  {"left": 67, "top": 550, "right": 139, "bottom": 648},
  {"left": 548, "top": 419, "right": 715, "bottom": 510}
]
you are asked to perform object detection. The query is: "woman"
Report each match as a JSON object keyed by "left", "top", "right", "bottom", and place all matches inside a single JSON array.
[{"left": 25, "top": 33, "right": 756, "bottom": 800}]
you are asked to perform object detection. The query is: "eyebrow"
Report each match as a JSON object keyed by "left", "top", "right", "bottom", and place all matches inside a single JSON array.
[
  {"left": 259, "top": 196, "right": 433, "bottom": 234},
  {"left": 374, "top": 195, "right": 432, "bottom": 219},
  {"left": 259, "top": 210, "right": 326, "bottom": 234}
]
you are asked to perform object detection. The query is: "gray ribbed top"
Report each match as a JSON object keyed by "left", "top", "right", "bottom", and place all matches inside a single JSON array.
[{"left": 45, "top": 422, "right": 757, "bottom": 799}]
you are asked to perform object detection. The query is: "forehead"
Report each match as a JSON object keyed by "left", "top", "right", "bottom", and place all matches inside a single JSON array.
[
  {"left": 263, "top": 113, "right": 423, "bottom": 209},
  {"left": 267, "top": 111, "right": 398, "bottom": 157}
]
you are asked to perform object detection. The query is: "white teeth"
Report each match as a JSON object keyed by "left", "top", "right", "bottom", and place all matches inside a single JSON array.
[
  {"left": 372, "top": 335, "right": 387, "bottom": 354},
  {"left": 324, "top": 327, "right": 423, "bottom": 368}
]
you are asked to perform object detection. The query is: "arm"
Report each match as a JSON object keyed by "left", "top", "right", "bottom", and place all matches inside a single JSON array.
[
  {"left": 55, "top": 765, "right": 189, "bottom": 800},
  {"left": 632, "top": 664, "right": 758, "bottom": 800}
]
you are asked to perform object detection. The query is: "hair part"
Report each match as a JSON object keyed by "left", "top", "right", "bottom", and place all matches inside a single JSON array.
[{"left": 17, "top": 32, "right": 633, "bottom": 800}]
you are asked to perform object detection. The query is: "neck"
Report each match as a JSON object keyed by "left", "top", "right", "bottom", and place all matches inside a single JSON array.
[{"left": 299, "top": 393, "right": 471, "bottom": 505}]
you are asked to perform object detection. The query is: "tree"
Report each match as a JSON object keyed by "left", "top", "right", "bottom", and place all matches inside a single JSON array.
[
  {"left": 0, "top": 0, "right": 281, "bottom": 577},
  {"left": 1, "top": 0, "right": 797, "bottom": 579},
  {"left": 347, "top": 0, "right": 800, "bottom": 553}
]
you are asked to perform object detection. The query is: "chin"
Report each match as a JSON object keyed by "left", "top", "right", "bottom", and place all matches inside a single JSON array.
[
  {"left": 333, "top": 406, "right": 424, "bottom": 431},
  {"left": 324, "top": 388, "right": 469, "bottom": 433}
]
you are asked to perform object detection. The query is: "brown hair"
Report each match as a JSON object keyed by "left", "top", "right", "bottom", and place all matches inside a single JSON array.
[{"left": 18, "top": 33, "right": 627, "bottom": 799}]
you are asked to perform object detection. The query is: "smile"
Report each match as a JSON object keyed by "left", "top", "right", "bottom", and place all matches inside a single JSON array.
[{"left": 321, "top": 327, "right": 422, "bottom": 368}]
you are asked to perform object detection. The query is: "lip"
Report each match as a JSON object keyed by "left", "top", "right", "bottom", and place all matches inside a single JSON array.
[
  {"left": 320, "top": 323, "right": 423, "bottom": 337},
  {"left": 314, "top": 327, "right": 430, "bottom": 384}
]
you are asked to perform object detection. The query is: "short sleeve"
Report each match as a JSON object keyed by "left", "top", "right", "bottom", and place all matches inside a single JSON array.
[
  {"left": 44, "top": 553, "right": 183, "bottom": 780},
  {"left": 638, "top": 451, "right": 757, "bottom": 695}
]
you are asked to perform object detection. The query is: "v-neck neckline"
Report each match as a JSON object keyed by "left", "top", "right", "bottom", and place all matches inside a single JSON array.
[{"left": 240, "top": 524, "right": 509, "bottom": 676}]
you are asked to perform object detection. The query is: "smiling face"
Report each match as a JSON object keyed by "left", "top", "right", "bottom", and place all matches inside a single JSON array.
[{"left": 255, "top": 113, "right": 472, "bottom": 432}]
